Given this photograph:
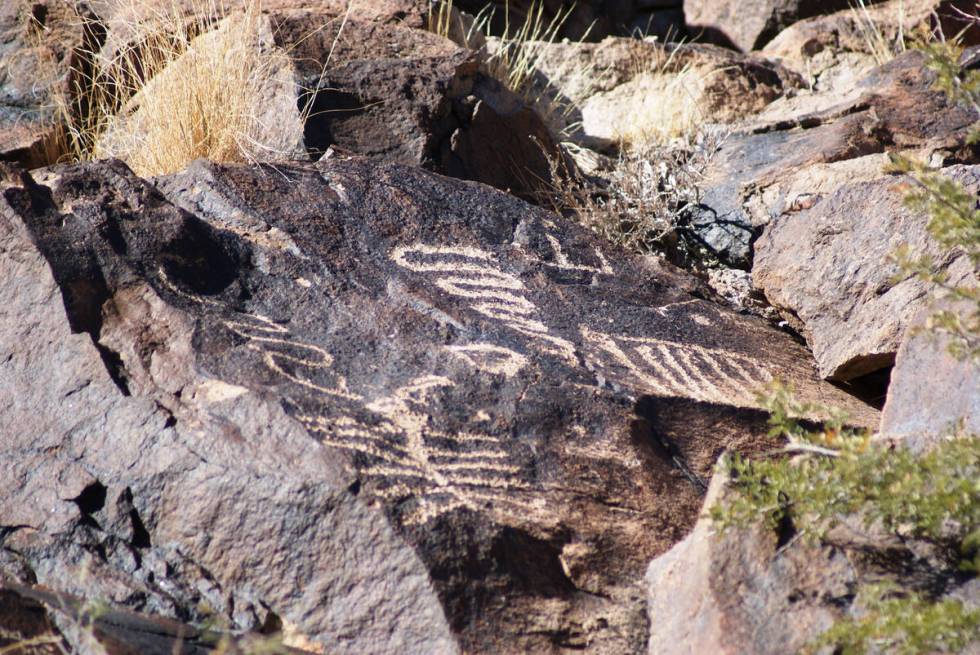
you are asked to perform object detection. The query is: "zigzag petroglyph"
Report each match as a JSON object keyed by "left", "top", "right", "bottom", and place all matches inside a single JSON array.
[
  {"left": 391, "top": 244, "right": 578, "bottom": 365},
  {"left": 580, "top": 326, "right": 774, "bottom": 408}
]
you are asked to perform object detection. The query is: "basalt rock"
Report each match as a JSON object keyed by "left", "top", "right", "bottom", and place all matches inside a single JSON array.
[
  {"left": 0, "top": 0, "right": 97, "bottom": 168},
  {"left": 0, "top": 157, "right": 875, "bottom": 653},
  {"left": 271, "top": 12, "right": 568, "bottom": 202}
]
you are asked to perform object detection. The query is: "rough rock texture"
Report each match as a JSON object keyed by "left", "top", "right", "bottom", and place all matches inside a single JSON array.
[
  {"left": 879, "top": 304, "right": 980, "bottom": 449},
  {"left": 271, "top": 12, "right": 567, "bottom": 201},
  {"left": 0, "top": 0, "right": 93, "bottom": 167},
  {"left": 0, "top": 156, "right": 875, "bottom": 654},
  {"left": 753, "top": 166, "right": 980, "bottom": 381},
  {"left": 691, "top": 51, "right": 979, "bottom": 268},
  {"left": 646, "top": 475, "right": 854, "bottom": 655},
  {"left": 454, "top": 0, "right": 685, "bottom": 42},
  {"left": 527, "top": 38, "right": 800, "bottom": 150},
  {"left": 0, "top": 161, "right": 457, "bottom": 655},
  {"left": 762, "top": 0, "right": 980, "bottom": 93},
  {"left": 0, "top": 583, "right": 316, "bottom": 655},
  {"left": 683, "top": 0, "right": 855, "bottom": 52}
]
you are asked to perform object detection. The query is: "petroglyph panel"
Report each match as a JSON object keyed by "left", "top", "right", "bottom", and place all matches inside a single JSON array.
[
  {"left": 581, "top": 326, "right": 774, "bottom": 408},
  {"left": 161, "top": 269, "right": 541, "bottom": 526},
  {"left": 392, "top": 244, "right": 578, "bottom": 365},
  {"left": 294, "top": 375, "right": 545, "bottom": 527}
]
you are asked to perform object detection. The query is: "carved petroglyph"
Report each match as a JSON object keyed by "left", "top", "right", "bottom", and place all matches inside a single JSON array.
[
  {"left": 581, "top": 327, "right": 774, "bottom": 407},
  {"left": 223, "top": 313, "right": 359, "bottom": 401},
  {"left": 445, "top": 343, "right": 529, "bottom": 378},
  {"left": 392, "top": 244, "right": 578, "bottom": 365},
  {"left": 295, "top": 374, "right": 544, "bottom": 526},
  {"left": 162, "top": 269, "right": 540, "bottom": 525}
]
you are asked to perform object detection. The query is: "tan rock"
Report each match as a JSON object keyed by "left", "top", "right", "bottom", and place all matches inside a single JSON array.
[
  {"left": 753, "top": 165, "right": 979, "bottom": 381},
  {"left": 683, "top": 0, "right": 853, "bottom": 52},
  {"left": 879, "top": 303, "right": 980, "bottom": 449},
  {"left": 646, "top": 473, "right": 853, "bottom": 655},
  {"left": 527, "top": 38, "right": 801, "bottom": 148}
]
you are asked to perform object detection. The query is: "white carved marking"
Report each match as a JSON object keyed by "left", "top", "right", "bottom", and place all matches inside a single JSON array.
[
  {"left": 580, "top": 326, "right": 773, "bottom": 407},
  {"left": 392, "top": 244, "right": 578, "bottom": 365}
]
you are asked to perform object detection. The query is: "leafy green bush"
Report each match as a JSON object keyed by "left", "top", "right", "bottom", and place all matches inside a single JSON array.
[
  {"left": 712, "top": 384, "right": 979, "bottom": 654},
  {"left": 807, "top": 585, "right": 980, "bottom": 655},
  {"left": 887, "top": 31, "right": 980, "bottom": 360},
  {"left": 712, "top": 385, "right": 980, "bottom": 568}
]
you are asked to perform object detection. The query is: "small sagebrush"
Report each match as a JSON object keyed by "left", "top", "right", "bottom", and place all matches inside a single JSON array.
[{"left": 547, "top": 131, "right": 723, "bottom": 266}]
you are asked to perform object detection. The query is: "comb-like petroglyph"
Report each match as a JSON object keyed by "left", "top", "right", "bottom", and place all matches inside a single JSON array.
[{"left": 580, "top": 326, "right": 774, "bottom": 408}]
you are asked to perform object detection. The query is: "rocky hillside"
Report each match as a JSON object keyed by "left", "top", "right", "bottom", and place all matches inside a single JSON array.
[{"left": 1, "top": 0, "right": 977, "bottom": 653}]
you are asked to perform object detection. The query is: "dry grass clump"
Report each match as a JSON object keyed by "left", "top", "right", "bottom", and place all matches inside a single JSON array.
[
  {"left": 428, "top": 1, "right": 574, "bottom": 105},
  {"left": 850, "top": 0, "right": 908, "bottom": 65},
  {"left": 62, "top": 0, "right": 294, "bottom": 177}
]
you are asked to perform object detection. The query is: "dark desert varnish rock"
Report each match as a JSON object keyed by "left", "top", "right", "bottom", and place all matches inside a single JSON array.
[{"left": 0, "top": 156, "right": 875, "bottom": 653}]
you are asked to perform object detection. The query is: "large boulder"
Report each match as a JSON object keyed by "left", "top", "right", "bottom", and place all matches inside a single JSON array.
[
  {"left": 273, "top": 13, "right": 569, "bottom": 201},
  {"left": 691, "top": 50, "right": 979, "bottom": 268},
  {"left": 753, "top": 165, "right": 979, "bottom": 382},
  {"left": 683, "top": 0, "right": 855, "bottom": 52},
  {"left": 0, "top": 156, "right": 874, "bottom": 654}
]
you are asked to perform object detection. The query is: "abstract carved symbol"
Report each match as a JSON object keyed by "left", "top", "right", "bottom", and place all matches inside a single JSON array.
[
  {"left": 540, "top": 218, "right": 614, "bottom": 277},
  {"left": 223, "top": 313, "right": 359, "bottom": 401},
  {"left": 580, "top": 326, "right": 774, "bottom": 408},
  {"left": 296, "top": 375, "right": 546, "bottom": 526},
  {"left": 445, "top": 343, "right": 529, "bottom": 378},
  {"left": 391, "top": 244, "right": 578, "bottom": 365},
  {"left": 161, "top": 265, "right": 547, "bottom": 526}
]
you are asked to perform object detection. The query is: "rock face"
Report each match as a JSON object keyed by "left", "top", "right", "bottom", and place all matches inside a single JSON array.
[
  {"left": 880, "top": 304, "right": 980, "bottom": 449},
  {"left": 646, "top": 476, "right": 854, "bottom": 655},
  {"left": 0, "top": 156, "right": 874, "bottom": 653},
  {"left": 529, "top": 38, "right": 801, "bottom": 149},
  {"left": 683, "top": 0, "right": 855, "bottom": 52},
  {"left": 690, "top": 51, "right": 979, "bottom": 268},
  {"left": 0, "top": 0, "right": 93, "bottom": 167},
  {"left": 754, "top": 166, "right": 980, "bottom": 381},
  {"left": 762, "top": 0, "right": 980, "bottom": 92},
  {"left": 271, "top": 11, "right": 568, "bottom": 201}
]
